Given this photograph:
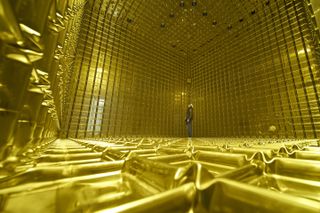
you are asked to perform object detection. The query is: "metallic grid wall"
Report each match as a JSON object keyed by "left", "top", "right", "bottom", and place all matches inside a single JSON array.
[
  {"left": 63, "top": 0, "right": 187, "bottom": 138},
  {"left": 58, "top": 0, "right": 320, "bottom": 139},
  {"left": 0, "top": 0, "right": 86, "bottom": 159},
  {"left": 191, "top": 0, "right": 320, "bottom": 138}
]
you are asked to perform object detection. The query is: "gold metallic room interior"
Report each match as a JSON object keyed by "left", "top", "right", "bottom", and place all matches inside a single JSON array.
[{"left": 1, "top": 0, "right": 320, "bottom": 212}]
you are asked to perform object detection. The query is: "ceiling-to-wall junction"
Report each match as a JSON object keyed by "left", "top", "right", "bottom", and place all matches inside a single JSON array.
[{"left": 62, "top": 0, "right": 320, "bottom": 138}]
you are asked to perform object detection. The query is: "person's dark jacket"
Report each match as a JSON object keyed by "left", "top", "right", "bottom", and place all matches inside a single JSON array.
[{"left": 185, "top": 107, "right": 193, "bottom": 124}]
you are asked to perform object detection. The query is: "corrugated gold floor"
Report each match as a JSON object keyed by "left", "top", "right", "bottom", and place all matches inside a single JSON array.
[{"left": 0, "top": 138, "right": 319, "bottom": 212}]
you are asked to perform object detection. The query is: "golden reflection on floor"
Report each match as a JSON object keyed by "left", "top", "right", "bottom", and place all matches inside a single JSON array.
[{"left": 0, "top": 137, "right": 319, "bottom": 212}]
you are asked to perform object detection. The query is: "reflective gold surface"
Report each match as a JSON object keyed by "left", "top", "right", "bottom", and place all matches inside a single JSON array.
[
  {"left": 0, "top": 138, "right": 319, "bottom": 212},
  {"left": 192, "top": 0, "right": 320, "bottom": 137},
  {"left": 58, "top": 0, "right": 320, "bottom": 138},
  {"left": 1, "top": 0, "right": 320, "bottom": 212}
]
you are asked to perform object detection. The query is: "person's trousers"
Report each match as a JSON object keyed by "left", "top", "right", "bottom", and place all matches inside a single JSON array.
[{"left": 186, "top": 122, "right": 192, "bottom": 137}]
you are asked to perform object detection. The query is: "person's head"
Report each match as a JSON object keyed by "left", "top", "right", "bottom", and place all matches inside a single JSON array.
[{"left": 188, "top": 104, "right": 193, "bottom": 108}]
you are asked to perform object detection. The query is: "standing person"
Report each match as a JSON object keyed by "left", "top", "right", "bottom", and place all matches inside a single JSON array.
[{"left": 185, "top": 104, "right": 193, "bottom": 138}]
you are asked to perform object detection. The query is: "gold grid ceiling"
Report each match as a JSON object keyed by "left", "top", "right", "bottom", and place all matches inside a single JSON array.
[{"left": 61, "top": 0, "right": 320, "bottom": 138}]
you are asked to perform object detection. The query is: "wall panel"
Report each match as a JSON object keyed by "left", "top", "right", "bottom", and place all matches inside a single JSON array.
[
  {"left": 63, "top": 0, "right": 186, "bottom": 137},
  {"left": 191, "top": 0, "right": 320, "bottom": 138}
]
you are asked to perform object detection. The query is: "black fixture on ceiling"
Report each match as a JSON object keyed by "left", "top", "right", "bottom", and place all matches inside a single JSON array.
[{"left": 202, "top": 11, "right": 208, "bottom": 16}]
